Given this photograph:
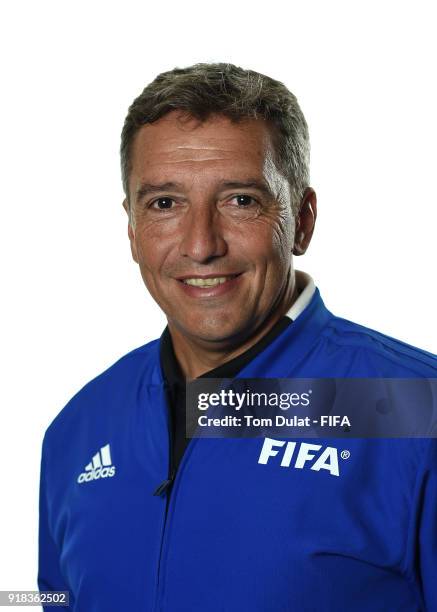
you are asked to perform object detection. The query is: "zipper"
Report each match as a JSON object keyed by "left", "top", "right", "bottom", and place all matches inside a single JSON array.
[
  {"left": 153, "top": 472, "right": 176, "bottom": 497},
  {"left": 154, "top": 380, "right": 177, "bottom": 492},
  {"left": 152, "top": 435, "right": 199, "bottom": 612},
  {"left": 152, "top": 378, "right": 207, "bottom": 610},
  {"left": 152, "top": 382, "right": 182, "bottom": 611}
]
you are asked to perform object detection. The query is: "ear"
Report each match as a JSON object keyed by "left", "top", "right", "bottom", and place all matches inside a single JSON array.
[
  {"left": 293, "top": 188, "right": 317, "bottom": 256},
  {"left": 122, "top": 198, "right": 139, "bottom": 263}
]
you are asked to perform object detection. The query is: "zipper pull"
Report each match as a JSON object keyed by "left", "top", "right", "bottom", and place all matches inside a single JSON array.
[{"left": 153, "top": 470, "right": 176, "bottom": 496}]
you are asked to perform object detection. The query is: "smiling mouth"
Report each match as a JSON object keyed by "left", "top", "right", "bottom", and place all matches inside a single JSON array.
[{"left": 179, "top": 275, "right": 239, "bottom": 287}]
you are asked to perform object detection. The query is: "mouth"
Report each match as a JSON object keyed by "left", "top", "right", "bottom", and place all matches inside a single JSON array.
[
  {"left": 180, "top": 275, "right": 239, "bottom": 288},
  {"left": 175, "top": 273, "right": 242, "bottom": 297}
]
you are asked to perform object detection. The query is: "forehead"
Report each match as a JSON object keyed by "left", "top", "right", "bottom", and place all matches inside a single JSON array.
[{"left": 129, "top": 112, "right": 276, "bottom": 190}]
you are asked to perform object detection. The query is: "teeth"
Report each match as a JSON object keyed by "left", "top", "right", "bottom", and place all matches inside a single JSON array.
[{"left": 183, "top": 276, "right": 233, "bottom": 287}]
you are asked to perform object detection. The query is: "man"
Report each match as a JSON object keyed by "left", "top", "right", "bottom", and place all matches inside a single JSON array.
[{"left": 38, "top": 63, "right": 436, "bottom": 611}]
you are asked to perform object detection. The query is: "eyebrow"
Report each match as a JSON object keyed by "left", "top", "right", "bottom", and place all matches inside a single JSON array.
[
  {"left": 135, "top": 182, "right": 184, "bottom": 201},
  {"left": 135, "top": 179, "right": 274, "bottom": 201},
  {"left": 219, "top": 180, "right": 274, "bottom": 197}
]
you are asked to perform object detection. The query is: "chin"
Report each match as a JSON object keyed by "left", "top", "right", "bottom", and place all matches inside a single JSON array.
[{"left": 180, "top": 316, "right": 246, "bottom": 345}]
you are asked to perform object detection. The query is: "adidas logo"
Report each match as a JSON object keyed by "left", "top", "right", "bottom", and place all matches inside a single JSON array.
[{"left": 77, "top": 443, "right": 116, "bottom": 484}]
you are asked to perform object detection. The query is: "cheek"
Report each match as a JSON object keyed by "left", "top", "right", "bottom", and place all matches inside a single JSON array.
[
  {"left": 134, "top": 228, "right": 169, "bottom": 282},
  {"left": 274, "top": 206, "right": 295, "bottom": 245},
  {"left": 269, "top": 213, "right": 295, "bottom": 273},
  {"left": 134, "top": 217, "right": 182, "bottom": 270},
  {"left": 236, "top": 211, "right": 294, "bottom": 268}
]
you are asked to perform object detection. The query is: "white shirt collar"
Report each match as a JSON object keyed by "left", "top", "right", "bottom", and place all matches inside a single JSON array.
[{"left": 285, "top": 270, "right": 316, "bottom": 321}]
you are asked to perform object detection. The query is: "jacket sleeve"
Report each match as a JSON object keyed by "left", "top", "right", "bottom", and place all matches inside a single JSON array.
[
  {"left": 417, "top": 440, "right": 437, "bottom": 611},
  {"left": 38, "top": 436, "right": 73, "bottom": 611}
]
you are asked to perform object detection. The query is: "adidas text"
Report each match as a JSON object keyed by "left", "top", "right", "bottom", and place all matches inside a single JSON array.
[
  {"left": 77, "top": 443, "right": 116, "bottom": 484},
  {"left": 77, "top": 466, "right": 116, "bottom": 483}
]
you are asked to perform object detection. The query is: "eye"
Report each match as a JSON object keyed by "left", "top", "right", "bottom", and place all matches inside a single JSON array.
[
  {"left": 219, "top": 194, "right": 261, "bottom": 220},
  {"left": 151, "top": 197, "right": 175, "bottom": 210},
  {"left": 233, "top": 194, "right": 256, "bottom": 207}
]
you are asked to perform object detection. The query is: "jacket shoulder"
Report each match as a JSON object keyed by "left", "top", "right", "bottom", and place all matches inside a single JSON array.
[
  {"left": 43, "top": 338, "right": 162, "bottom": 443},
  {"left": 322, "top": 315, "right": 437, "bottom": 376}
]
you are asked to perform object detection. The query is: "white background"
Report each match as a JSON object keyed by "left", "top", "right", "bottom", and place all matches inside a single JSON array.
[{"left": 1, "top": 0, "right": 436, "bottom": 600}]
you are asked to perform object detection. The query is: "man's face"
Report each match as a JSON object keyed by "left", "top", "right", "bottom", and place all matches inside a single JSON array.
[{"left": 126, "top": 111, "right": 299, "bottom": 345}]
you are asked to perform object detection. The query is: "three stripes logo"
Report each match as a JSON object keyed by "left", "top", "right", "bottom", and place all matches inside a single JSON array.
[{"left": 77, "top": 443, "right": 116, "bottom": 484}]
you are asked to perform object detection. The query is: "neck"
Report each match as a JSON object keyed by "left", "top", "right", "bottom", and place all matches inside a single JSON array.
[{"left": 168, "top": 271, "right": 299, "bottom": 379}]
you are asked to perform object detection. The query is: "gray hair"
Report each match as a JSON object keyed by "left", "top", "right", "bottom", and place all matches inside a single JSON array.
[{"left": 120, "top": 62, "right": 310, "bottom": 213}]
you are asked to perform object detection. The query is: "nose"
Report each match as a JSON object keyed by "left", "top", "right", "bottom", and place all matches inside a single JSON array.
[{"left": 178, "top": 204, "right": 227, "bottom": 263}]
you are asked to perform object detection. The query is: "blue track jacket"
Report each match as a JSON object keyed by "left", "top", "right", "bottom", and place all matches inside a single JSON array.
[{"left": 38, "top": 280, "right": 437, "bottom": 611}]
